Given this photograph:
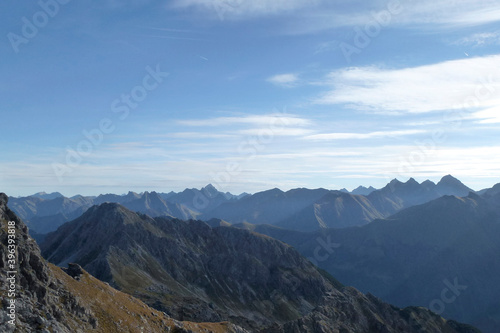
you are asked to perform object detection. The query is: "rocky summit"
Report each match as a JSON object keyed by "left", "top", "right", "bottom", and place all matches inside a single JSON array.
[{"left": 41, "top": 200, "right": 480, "bottom": 332}]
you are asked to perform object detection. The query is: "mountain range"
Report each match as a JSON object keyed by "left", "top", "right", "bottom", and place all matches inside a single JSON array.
[
  {"left": 38, "top": 198, "right": 478, "bottom": 332},
  {"left": 10, "top": 175, "right": 474, "bottom": 235},
  {"left": 200, "top": 175, "right": 474, "bottom": 231},
  {"left": 236, "top": 191, "right": 500, "bottom": 333},
  {"left": 9, "top": 184, "right": 241, "bottom": 235}
]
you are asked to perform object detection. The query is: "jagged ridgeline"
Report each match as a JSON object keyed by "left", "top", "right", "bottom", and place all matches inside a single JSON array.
[
  {"left": 38, "top": 199, "right": 480, "bottom": 332},
  {"left": 0, "top": 193, "right": 247, "bottom": 333}
]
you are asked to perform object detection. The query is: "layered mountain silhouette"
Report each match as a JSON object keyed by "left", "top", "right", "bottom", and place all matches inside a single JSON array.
[
  {"left": 9, "top": 195, "right": 95, "bottom": 235},
  {"left": 10, "top": 185, "right": 239, "bottom": 234},
  {"left": 39, "top": 201, "right": 478, "bottom": 332},
  {"left": 160, "top": 184, "right": 247, "bottom": 211},
  {"left": 241, "top": 191, "right": 500, "bottom": 333},
  {"left": 201, "top": 175, "right": 474, "bottom": 231},
  {"left": 0, "top": 193, "right": 246, "bottom": 333},
  {"left": 11, "top": 175, "right": 473, "bottom": 235}
]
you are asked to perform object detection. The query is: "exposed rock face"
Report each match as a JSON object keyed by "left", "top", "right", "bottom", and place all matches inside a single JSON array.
[
  {"left": 264, "top": 290, "right": 480, "bottom": 333},
  {"left": 0, "top": 192, "right": 97, "bottom": 332},
  {"left": 42, "top": 201, "right": 480, "bottom": 332},
  {"left": 0, "top": 193, "right": 248, "bottom": 333}
]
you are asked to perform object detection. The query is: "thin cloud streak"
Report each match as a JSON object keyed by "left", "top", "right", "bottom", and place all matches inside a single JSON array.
[
  {"left": 305, "top": 129, "right": 426, "bottom": 140},
  {"left": 453, "top": 31, "right": 500, "bottom": 47},
  {"left": 171, "top": 0, "right": 322, "bottom": 20},
  {"left": 174, "top": 0, "right": 500, "bottom": 34},
  {"left": 178, "top": 114, "right": 312, "bottom": 127}
]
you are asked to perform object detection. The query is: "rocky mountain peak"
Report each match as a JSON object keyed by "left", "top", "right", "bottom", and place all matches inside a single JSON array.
[
  {"left": 438, "top": 174, "right": 461, "bottom": 184},
  {"left": 351, "top": 185, "right": 377, "bottom": 195},
  {"left": 421, "top": 179, "right": 436, "bottom": 189},
  {"left": 203, "top": 183, "right": 218, "bottom": 193},
  {"left": 436, "top": 174, "right": 473, "bottom": 196},
  {"left": 0, "top": 193, "right": 97, "bottom": 332},
  {"left": 386, "top": 178, "right": 403, "bottom": 190}
]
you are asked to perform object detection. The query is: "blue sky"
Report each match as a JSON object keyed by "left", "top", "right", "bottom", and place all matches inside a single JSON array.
[{"left": 2, "top": 0, "right": 500, "bottom": 196}]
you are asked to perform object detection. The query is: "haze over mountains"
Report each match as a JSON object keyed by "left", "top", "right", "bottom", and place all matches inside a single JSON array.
[
  {"left": 9, "top": 184, "right": 242, "bottom": 235},
  {"left": 10, "top": 175, "right": 474, "bottom": 235}
]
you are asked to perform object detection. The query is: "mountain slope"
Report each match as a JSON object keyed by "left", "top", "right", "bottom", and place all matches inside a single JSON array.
[
  {"left": 0, "top": 193, "right": 246, "bottom": 333},
  {"left": 8, "top": 195, "right": 94, "bottom": 234},
  {"left": 122, "top": 191, "right": 198, "bottom": 220},
  {"left": 201, "top": 188, "right": 332, "bottom": 226},
  {"left": 275, "top": 191, "right": 383, "bottom": 231},
  {"left": 41, "top": 202, "right": 479, "bottom": 332},
  {"left": 245, "top": 193, "right": 500, "bottom": 333},
  {"left": 41, "top": 203, "right": 334, "bottom": 329}
]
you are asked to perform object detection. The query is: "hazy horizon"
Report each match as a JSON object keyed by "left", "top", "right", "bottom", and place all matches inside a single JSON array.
[{"left": 5, "top": 174, "right": 492, "bottom": 198}]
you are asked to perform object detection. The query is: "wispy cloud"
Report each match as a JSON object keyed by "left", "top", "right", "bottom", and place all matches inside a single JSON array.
[
  {"left": 314, "top": 54, "right": 500, "bottom": 114},
  {"left": 239, "top": 127, "right": 313, "bottom": 136},
  {"left": 280, "top": 1, "right": 500, "bottom": 35},
  {"left": 266, "top": 73, "right": 299, "bottom": 87},
  {"left": 453, "top": 31, "right": 500, "bottom": 47},
  {"left": 470, "top": 106, "right": 500, "bottom": 124},
  {"left": 171, "top": 0, "right": 321, "bottom": 20},
  {"left": 305, "top": 129, "right": 426, "bottom": 140},
  {"left": 157, "top": 132, "right": 236, "bottom": 139},
  {"left": 178, "top": 114, "right": 312, "bottom": 127},
  {"left": 441, "top": 6, "right": 500, "bottom": 28}
]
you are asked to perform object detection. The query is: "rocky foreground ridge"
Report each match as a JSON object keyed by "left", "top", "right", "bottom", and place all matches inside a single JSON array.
[{"left": 0, "top": 193, "right": 247, "bottom": 332}]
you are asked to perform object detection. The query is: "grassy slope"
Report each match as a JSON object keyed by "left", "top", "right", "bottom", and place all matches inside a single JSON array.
[{"left": 49, "top": 263, "right": 241, "bottom": 333}]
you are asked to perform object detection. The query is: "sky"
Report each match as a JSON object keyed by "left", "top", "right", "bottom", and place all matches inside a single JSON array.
[{"left": 1, "top": 0, "right": 500, "bottom": 197}]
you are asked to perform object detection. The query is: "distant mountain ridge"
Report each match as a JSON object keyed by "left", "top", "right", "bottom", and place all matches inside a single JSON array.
[
  {"left": 201, "top": 175, "right": 477, "bottom": 231},
  {"left": 9, "top": 184, "right": 242, "bottom": 234},
  {"left": 10, "top": 176, "right": 481, "bottom": 235},
  {"left": 351, "top": 185, "right": 378, "bottom": 195},
  {"left": 31, "top": 191, "right": 64, "bottom": 200}
]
